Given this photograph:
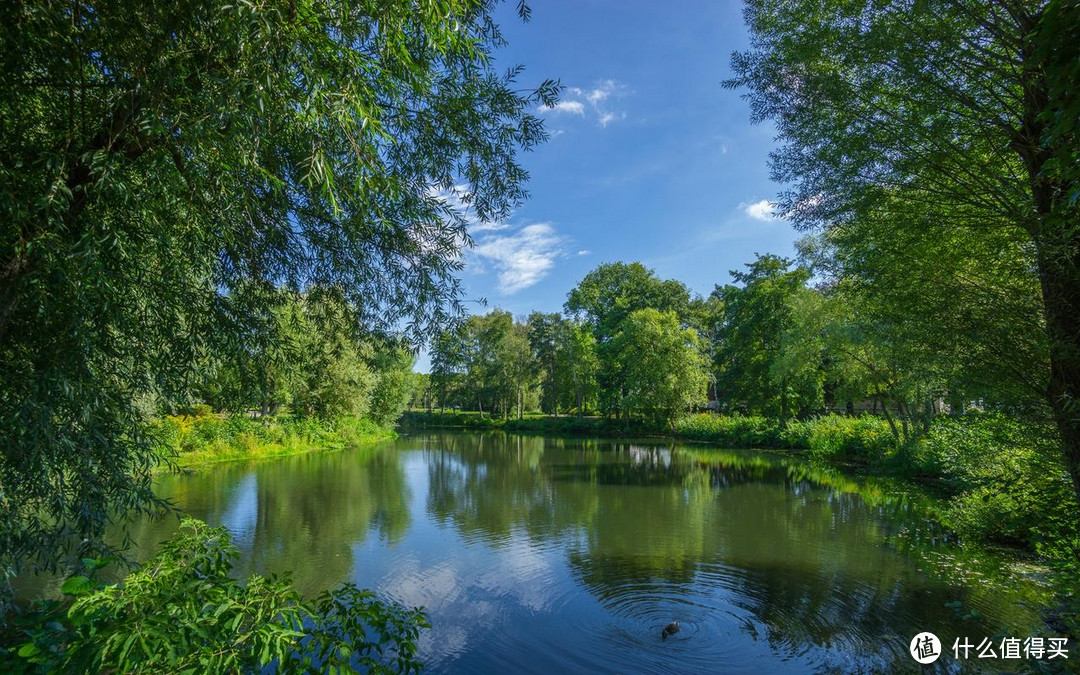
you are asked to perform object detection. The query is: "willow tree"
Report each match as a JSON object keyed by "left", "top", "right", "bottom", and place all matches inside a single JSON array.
[
  {"left": 0, "top": 0, "right": 556, "bottom": 587},
  {"left": 727, "top": 0, "right": 1080, "bottom": 503}
]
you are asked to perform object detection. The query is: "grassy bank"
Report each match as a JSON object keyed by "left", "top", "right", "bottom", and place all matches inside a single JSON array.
[
  {"left": 154, "top": 412, "right": 396, "bottom": 468},
  {"left": 400, "top": 410, "right": 896, "bottom": 462}
]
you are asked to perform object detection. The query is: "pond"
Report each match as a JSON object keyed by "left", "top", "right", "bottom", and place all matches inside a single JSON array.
[{"left": 25, "top": 431, "right": 1054, "bottom": 672}]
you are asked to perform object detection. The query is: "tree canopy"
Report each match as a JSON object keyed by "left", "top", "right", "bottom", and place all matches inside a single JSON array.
[
  {"left": 0, "top": 0, "right": 555, "bottom": 585},
  {"left": 727, "top": 0, "right": 1080, "bottom": 504}
]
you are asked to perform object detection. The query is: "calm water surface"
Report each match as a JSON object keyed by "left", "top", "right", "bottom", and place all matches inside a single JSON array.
[{"left": 28, "top": 432, "right": 1054, "bottom": 673}]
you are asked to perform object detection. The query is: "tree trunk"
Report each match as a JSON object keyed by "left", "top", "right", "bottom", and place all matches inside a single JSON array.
[
  {"left": 1016, "top": 41, "right": 1080, "bottom": 509},
  {"left": 1035, "top": 243, "right": 1080, "bottom": 509},
  {"left": 875, "top": 388, "right": 901, "bottom": 444},
  {"left": 780, "top": 376, "right": 789, "bottom": 420}
]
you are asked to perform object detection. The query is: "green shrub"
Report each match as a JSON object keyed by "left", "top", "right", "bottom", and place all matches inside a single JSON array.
[
  {"left": 799, "top": 415, "right": 895, "bottom": 462},
  {"left": 914, "top": 413, "right": 1078, "bottom": 552},
  {"left": 674, "top": 414, "right": 786, "bottom": 447},
  {"left": 399, "top": 411, "right": 504, "bottom": 430},
  {"left": 152, "top": 414, "right": 394, "bottom": 466},
  {"left": 8, "top": 519, "right": 427, "bottom": 674},
  {"left": 675, "top": 413, "right": 799, "bottom": 448}
]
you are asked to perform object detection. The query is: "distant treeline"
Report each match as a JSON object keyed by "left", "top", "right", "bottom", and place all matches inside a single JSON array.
[{"left": 416, "top": 251, "right": 1042, "bottom": 446}]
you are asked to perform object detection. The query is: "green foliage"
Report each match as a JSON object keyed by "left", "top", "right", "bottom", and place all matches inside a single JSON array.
[
  {"left": 674, "top": 413, "right": 895, "bottom": 461},
  {"left": 559, "top": 321, "right": 599, "bottom": 417},
  {"left": 156, "top": 414, "right": 392, "bottom": 467},
  {"left": 8, "top": 519, "right": 427, "bottom": 674},
  {"left": 728, "top": 0, "right": 1080, "bottom": 511},
  {"left": 565, "top": 262, "right": 692, "bottom": 342},
  {"left": 565, "top": 262, "right": 695, "bottom": 419},
  {"left": 675, "top": 414, "right": 790, "bottom": 448},
  {"left": 399, "top": 410, "right": 507, "bottom": 431},
  {"left": 400, "top": 410, "right": 655, "bottom": 436},
  {"left": 526, "top": 312, "right": 568, "bottom": 415},
  {"left": 367, "top": 346, "right": 417, "bottom": 428},
  {"left": 914, "top": 414, "right": 1079, "bottom": 553},
  {"left": 428, "top": 310, "right": 541, "bottom": 418},
  {"left": 1, "top": 0, "right": 555, "bottom": 586},
  {"left": 609, "top": 309, "right": 708, "bottom": 426},
  {"left": 264, "top": 289, "right": 396, "bottom": 422},
  {"left": 799, "top": 415, "right": 895, "bottom": 463},
  {"left": 713, "top": 254, "right": 822, "bottom": 418}
]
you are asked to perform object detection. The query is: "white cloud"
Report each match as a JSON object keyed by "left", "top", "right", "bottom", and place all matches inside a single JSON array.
[
  {"left": 540, "top": 100, "right": 585, "bottom": 116},
  {"left": 472, "top": 223, "right": 566, "bottom": 294},
  {"left": 469, "top": 221, "right": 510, "bottom": 232},
  {"left": 585, "top": 79, "right": 621, "bottom": 105},
  {"left": 576, "top": 249, "right": 591, "bottom": 256},
  {"left": 743, "top": 199, "right": 779, "bottom": 221},
  {"left": 539, "top": 79, "right": 628, "bottom": 129}
]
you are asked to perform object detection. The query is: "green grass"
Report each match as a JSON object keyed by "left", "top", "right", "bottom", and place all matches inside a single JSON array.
[
  {"left": 673, "top": 413, "right": 897, "bottom": 462},
  {"left": 153, "top": 413, "right": 395, "bottom": 468}
]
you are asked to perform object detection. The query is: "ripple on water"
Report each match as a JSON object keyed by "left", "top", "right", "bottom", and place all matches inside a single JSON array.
[{"left": 555, "top": 559, "right": 774, "bottom": 673}]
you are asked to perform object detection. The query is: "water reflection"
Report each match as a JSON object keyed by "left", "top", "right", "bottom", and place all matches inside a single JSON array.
[
  {"left": 120, "top": 446, "right": 412, "bottom": 596},
  {"left": 18, "top": 432, "right": 1050, "bottom": 673}
]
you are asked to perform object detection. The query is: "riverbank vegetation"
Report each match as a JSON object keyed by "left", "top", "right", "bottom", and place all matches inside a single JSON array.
[
  {"left": 7, "top": 520, "right": 426, "bottom": 674},
  {"left": 157, "top": 412, "right": 396, "bottom": 468},
  {"left": 420, "top": 247, "right": 1080, "bottom": 631},
  {"left": 411, "top": 0, "right": 1080, "bottom": 638}
]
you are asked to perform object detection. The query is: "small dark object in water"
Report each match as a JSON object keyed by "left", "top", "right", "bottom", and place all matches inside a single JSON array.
[{"left": 661, "top": 621, "right": 680, "bottom": 640}]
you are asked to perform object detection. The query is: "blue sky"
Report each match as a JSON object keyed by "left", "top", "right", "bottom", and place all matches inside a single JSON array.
[{"left": 419, "top": 1, "right": 799, "bottom": 370}]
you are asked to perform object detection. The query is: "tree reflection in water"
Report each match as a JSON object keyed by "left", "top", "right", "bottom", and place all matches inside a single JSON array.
[{"left": 42, "top": 432, "right": 1051, "bottom": 673}]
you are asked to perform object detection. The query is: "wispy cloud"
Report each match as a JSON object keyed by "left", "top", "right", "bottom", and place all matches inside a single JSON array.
[
  {"left": 539, "top": 79, "right": 628, "bottom": 128},
  {"left": 742, "top": 199, "right": 779, "bottom": 221},
  {"left": 544, "top": 100, "right": 586, "bottom": 116},
  {"left": 472, "top": 223, "right": 567, "bottom": 294}
]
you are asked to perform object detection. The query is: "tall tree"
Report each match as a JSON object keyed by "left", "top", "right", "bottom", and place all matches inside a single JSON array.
[
  {"left": 609, "top": 309, "right": 708, "bottom": 426},
  {"left": 727, "top": 0, "right": 1080, "bottom": 502},
  {"left": 0, "top": 0, "right": 556, "bottom": 586},
  {"left": 713, "top": 255, "right": 820, "bottom": 419},
  {"left": 367, "top": 343, "right": 417, "bottom": 427},
  {"left": 565, "top": 262, "right": 692, "bottom": 418},
  {"left": 527, "top": 312, "right": 568, "bottom": 416},
  {"left": 565, "top": 262, "right": 692, "bottom": 341},
  {"left": 561, "top": 321, "right": 599, "bottom": 418},
  {"left": 501, "top": 320, "right": 540, "bottom": 419}
]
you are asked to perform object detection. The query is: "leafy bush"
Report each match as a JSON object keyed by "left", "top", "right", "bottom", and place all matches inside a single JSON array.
[
  {"left": 153, "top": 414, "right": 394, "bottom": 466},
  {"left": 799, "top": 415, "right": 895, "bottom": 462},
  {"left": 8, "top": 519, "right": 427, "bottom": 674},
  {"left": 673, "top": 414, "right": 787, "bottom": 447},
  {"left": 398, "top": 411, "right": 505, "bottom": 430},
  {"left": 914, "top": 413, "right": 1078, "bottom": 552},
  {"left": 673, "top": 413, "right": 895, "bottom": 462}
]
